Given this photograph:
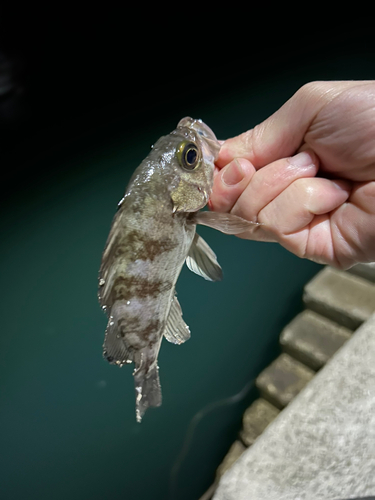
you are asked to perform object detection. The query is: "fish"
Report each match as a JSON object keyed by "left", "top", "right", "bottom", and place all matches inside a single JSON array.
[{"left": 98, "top": 117, "right": 260, "bottom": 422}]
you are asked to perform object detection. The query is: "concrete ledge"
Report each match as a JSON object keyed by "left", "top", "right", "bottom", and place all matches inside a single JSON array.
[
  {"left": 239, "top": 398, "right": 280, "bottom": 447},
  {"left": 303, "top": 267, "right": 375, "bottom": 329},
  {"left": 216, "top": 440, "right": 246, "bottom": 479},
  {"left": 348, "top": 262, "right": 375, "bottom": 282},
  {"left": 213, "top": 313, "right": 375, "bottom": 500},
  {"left": 280, "top": 310, "right": 352, "bottom": 371},
  {"left": 256, "top": 353, "right": 315, "bottom": 409}
]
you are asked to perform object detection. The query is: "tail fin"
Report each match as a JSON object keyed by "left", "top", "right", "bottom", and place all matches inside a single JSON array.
[
  {"left": 103, "top": 304, "right": 133, "bottom": 366},
  {"left": 134, "top": 364, "right": 162, "bottom": 423},
  {"left": 102, "top": 301, "right": 162, "bottom": 422}
]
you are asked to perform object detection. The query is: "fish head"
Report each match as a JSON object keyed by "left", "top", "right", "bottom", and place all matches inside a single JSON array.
[{"left": 168, "top": 117, "right": 221, "bottom": 214}]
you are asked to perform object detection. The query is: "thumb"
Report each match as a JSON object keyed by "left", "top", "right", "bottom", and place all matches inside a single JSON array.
[{"left": 216, "top": 81, "right": 366, "bottom": 169}]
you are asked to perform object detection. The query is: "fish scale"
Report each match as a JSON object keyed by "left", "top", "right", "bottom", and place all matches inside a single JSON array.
[{"left": 98, "top": 117, "right": 260, "bottom": 421}]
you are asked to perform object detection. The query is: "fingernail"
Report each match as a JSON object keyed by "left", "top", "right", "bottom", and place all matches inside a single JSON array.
[
  {"left": 289, "top": 151, "right": 314, "bottom": 167},
  {"left": 331, "top": 179, "right": 352, "bottom": 194},
  {"left": 222, "top": 159, "right": 244, "bottom": 186}
]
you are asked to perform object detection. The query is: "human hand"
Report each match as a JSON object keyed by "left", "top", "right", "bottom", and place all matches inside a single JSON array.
[{"left": 210, "top": 81, "right": 375, "bottom": 269}]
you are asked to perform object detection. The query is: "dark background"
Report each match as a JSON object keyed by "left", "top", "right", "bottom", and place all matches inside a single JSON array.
[
  {"left": 1, "top": 9, "right": 375, "bottom": 500},
  {"left": 1, "top": 11, "right": 374, "bottom": 190}
]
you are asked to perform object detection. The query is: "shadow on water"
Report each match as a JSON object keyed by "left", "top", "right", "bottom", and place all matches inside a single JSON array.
[{"left": 1, "top": 40, "right": 375, "bottom": 500}]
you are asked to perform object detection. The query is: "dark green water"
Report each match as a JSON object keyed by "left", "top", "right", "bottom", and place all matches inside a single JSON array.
[{"left": 1, "top": 53, "right": 374, "bottom": 500}]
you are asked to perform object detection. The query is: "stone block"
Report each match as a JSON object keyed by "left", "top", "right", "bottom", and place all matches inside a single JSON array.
[
  {"left": 213, "top": 313, "right": 375, "bottom": 500},
  {"left": 280, "top": 309, "right": 352, "bottom": 371},
  {"left": 347, "top": 262, "right": 375, "bottom": 283},
  {"left": 255, "top": 353, "right": 314, "bottom": 409},
  {"left": 239, "top": 398, "right": 280, "bottom": 447},
  {"left": 216, "top": 440, "right": 246, "bottom": 478},
  {"left": 303, "top": 267, "right": 375, "bottom": 330}
]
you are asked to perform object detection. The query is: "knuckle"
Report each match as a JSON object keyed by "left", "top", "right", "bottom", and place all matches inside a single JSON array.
[
  {"left": 250, "top": 124, "right": 264, "bottom": 159},
  {"left": 292, "top": 177, "right": 316, "bottom": 202},
  {"left": 239, "top": 129, "right": 254, "bottom": 152},
  {"left": 296, "top": 81, "right": 327, "bottom": 100}
]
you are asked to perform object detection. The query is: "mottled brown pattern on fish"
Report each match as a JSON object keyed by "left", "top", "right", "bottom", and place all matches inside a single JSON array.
[
  {"left": 127, "top": 231, "right": 177, "bottom": 261},
  {"left": 117, "top": 316, "right": 141, "bottom": 337},
  {"left": 141, "top": 319, "right": 162, "bottom": 343},
  {"left": 111, "top": 275, "right": 171, "bottom": 302},
  {"left": 115, "top": 317, "right": 161, "bottom": 353},
  {"left": 121, "top": 179, "right": 175, "bottom": 217},
  {"left": 117, "top": 316, "right": 159, "bottom": 337},
  {"left": 108, "top": 231, "right": 177, "bottom": 263}
]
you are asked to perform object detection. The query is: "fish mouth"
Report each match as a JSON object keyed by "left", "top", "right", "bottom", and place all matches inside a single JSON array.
[{"left": 177, "top": 117, "right": 221, "bottom": 162}]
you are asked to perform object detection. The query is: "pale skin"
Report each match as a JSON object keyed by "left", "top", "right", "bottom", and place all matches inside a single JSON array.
[{"left": 209, "top": 81, "right": 375, "bottom": 269}]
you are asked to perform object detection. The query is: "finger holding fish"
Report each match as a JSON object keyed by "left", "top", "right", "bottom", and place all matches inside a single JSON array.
[
  {"left": 210, "top": 150, "right": 352, "bottom": 264},
  {"left": 209, "top": 158, "right": 256, "bottom": 213}
]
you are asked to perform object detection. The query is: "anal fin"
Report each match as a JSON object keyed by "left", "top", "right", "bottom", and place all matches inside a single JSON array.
[{"left": 163, "top": 295, "right": 191, "bottom": 345}]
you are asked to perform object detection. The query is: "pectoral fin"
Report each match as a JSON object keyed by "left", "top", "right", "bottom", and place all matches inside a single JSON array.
[
  {"left": 163, "top": 295, "right": 191, "bottom": 345},
  {"left": 186, "top": 233, "right": 223, "bottom": 281},
  {"left": 189, "top": 211, "right": 262, "bottom": 235}
]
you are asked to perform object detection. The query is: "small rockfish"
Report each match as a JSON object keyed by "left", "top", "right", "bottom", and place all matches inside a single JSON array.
[{"left": 98, "top": 117, "right": 258, "bottom": 422}]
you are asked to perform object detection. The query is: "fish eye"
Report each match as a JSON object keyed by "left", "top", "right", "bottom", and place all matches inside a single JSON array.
[{"left": 176, "top": 141, "right": 200, "bottom": 170}]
